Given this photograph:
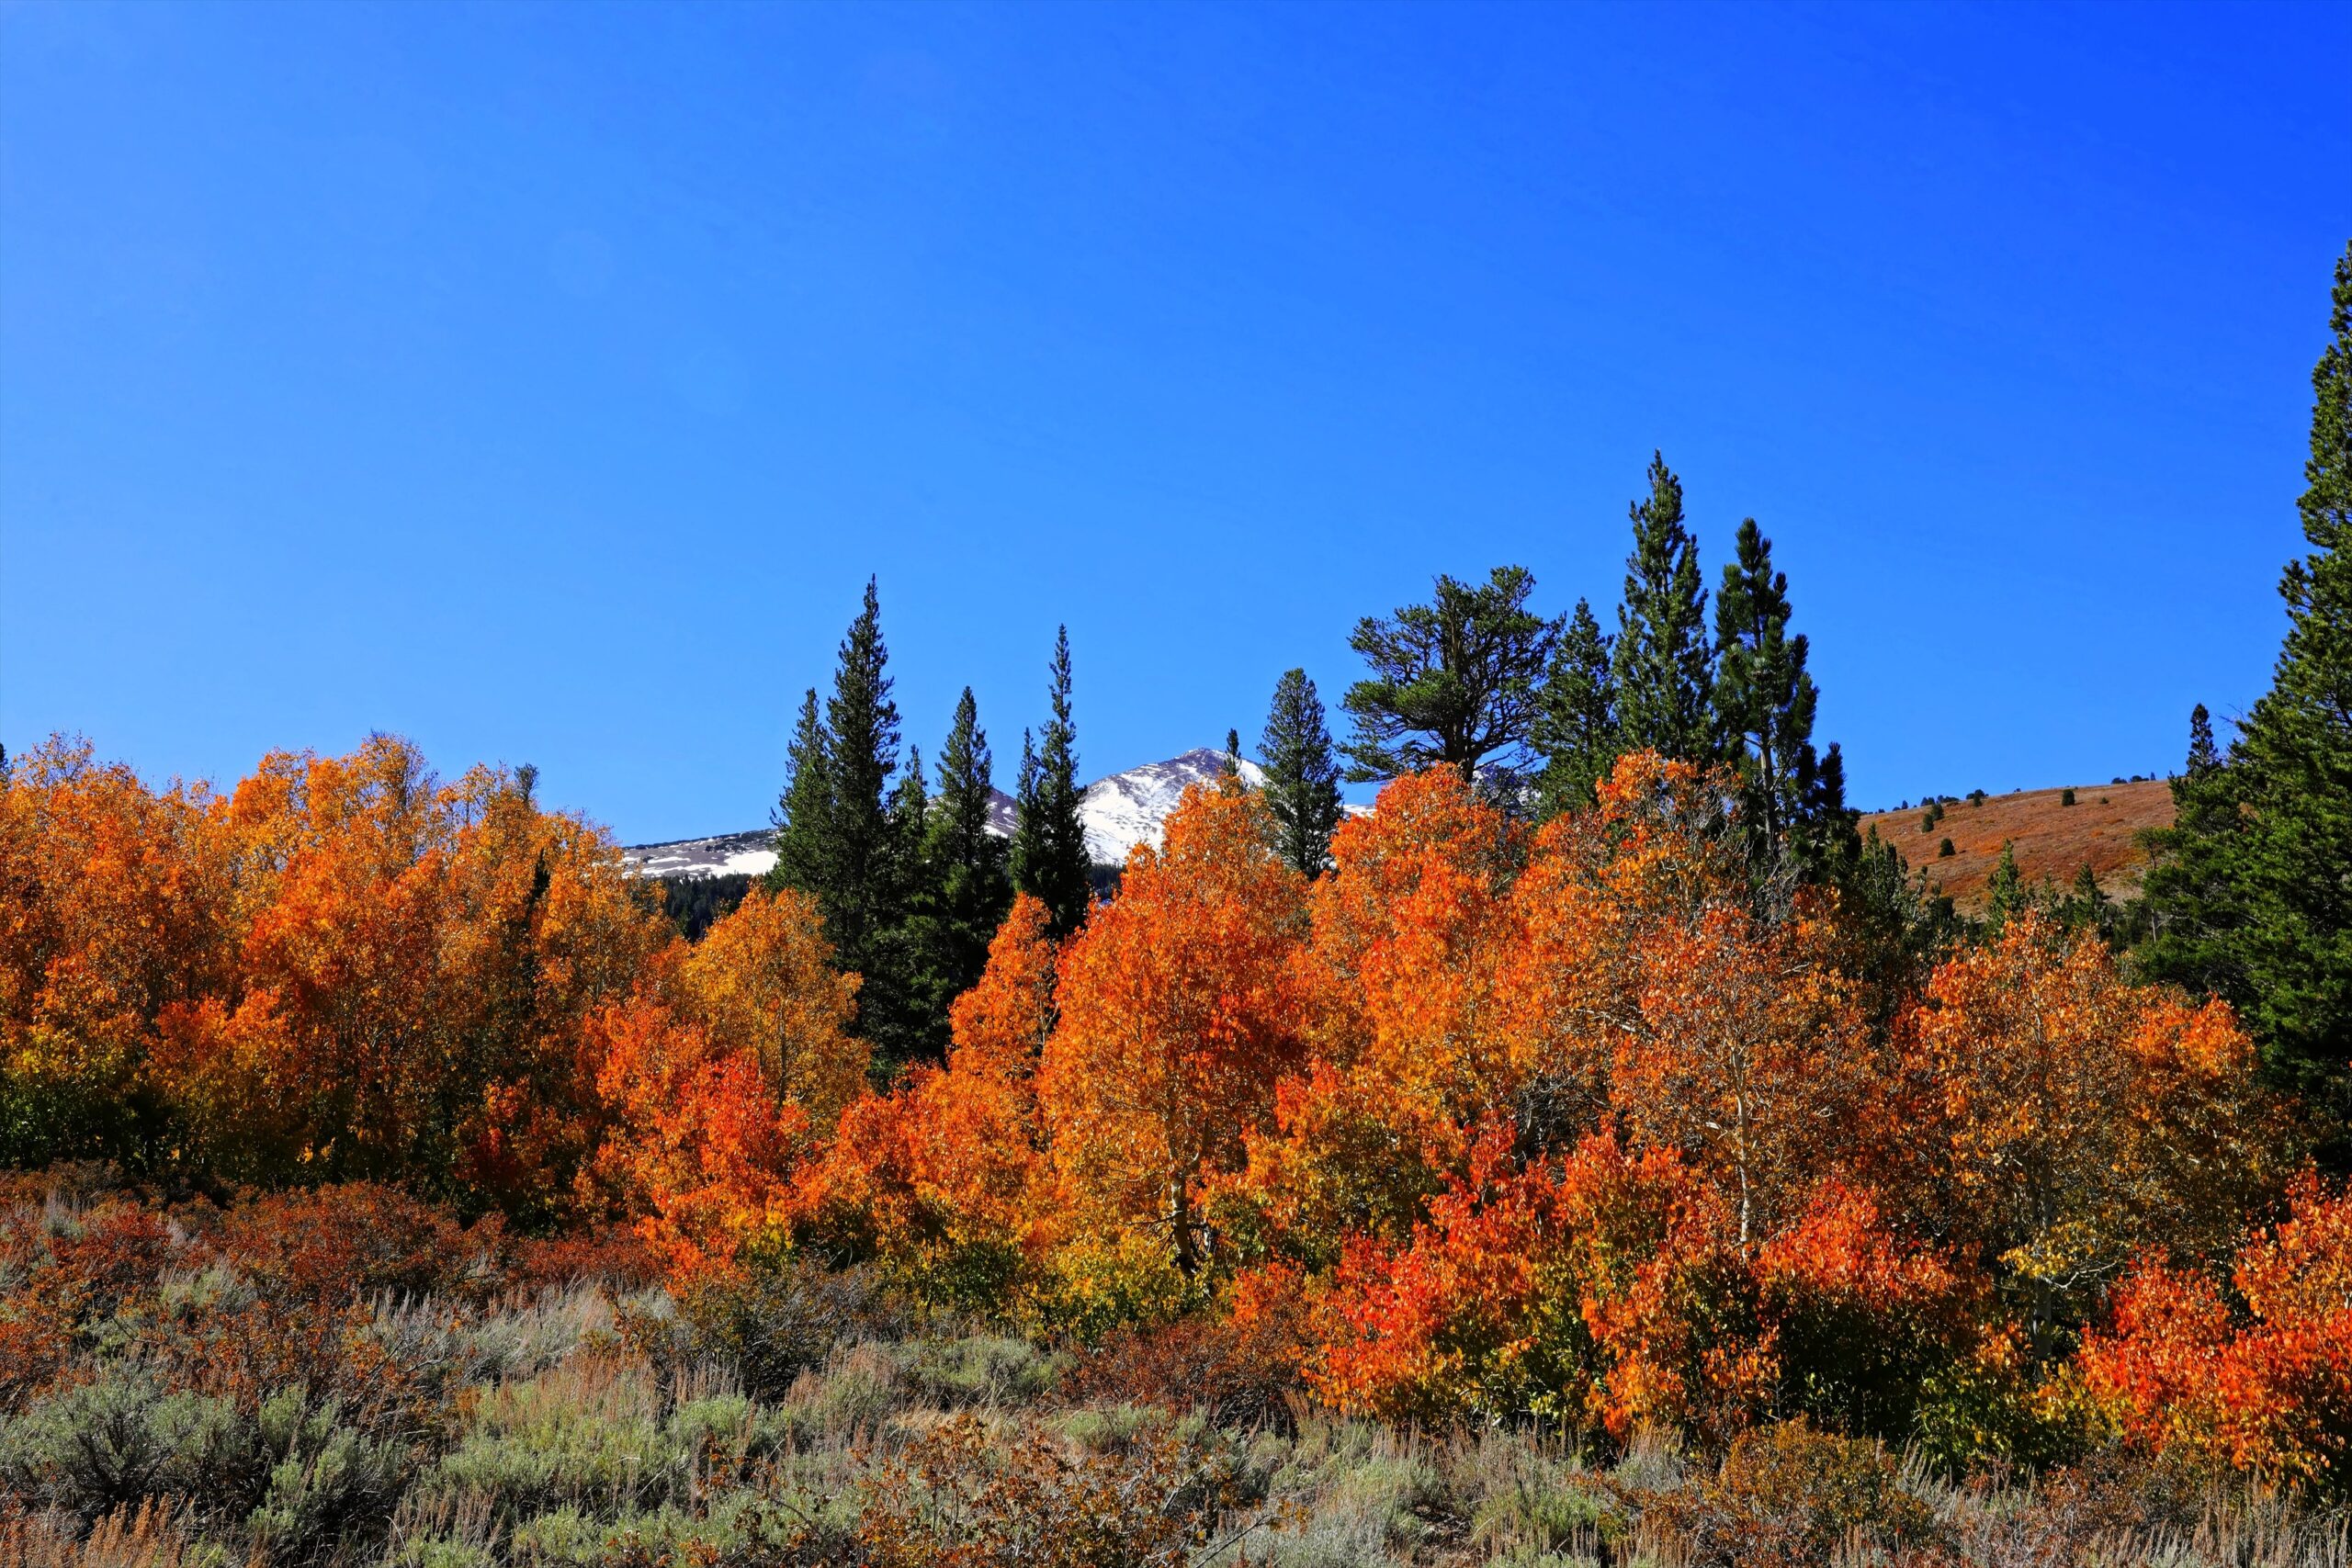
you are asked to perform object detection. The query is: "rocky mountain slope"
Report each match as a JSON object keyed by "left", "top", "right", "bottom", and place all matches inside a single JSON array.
[{"left": 624, "top": 746, "right": 1267, "bottom": 880}]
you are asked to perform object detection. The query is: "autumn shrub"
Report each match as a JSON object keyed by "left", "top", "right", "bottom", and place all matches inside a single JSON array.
[
  {"left": 634, "top": 1255, "right": 899, "bottom": 1404},
  {"left": 1628, "top": 1421, "right": 1939, "bottom": 1567},
  {"left": 1023, "top": 1232, "right": 1195, "bottom": 1346},
  {"left": 1754, "top": 1181, "right": 1984, "bottom": 1441},
  {"left": 215, "top": 1183, "right": 502, "bottom": 1307},
  {"left": 1062, "top": 1292, "right": 1308, "bottom": 1433},
  {"left": 508, "top": 1225, "right": 662, "bottom": 1294},
  {"left": 855, "top": 1411, "right": 1240, "bottom": 1568},
  {"left": 2078, "top": 1169, "right": 2352, "bottom": 1492}
]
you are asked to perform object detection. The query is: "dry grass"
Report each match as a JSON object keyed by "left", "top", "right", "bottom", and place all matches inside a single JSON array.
[{"left": 1860, "top": 779, "right": 2174, "bottom": 911}]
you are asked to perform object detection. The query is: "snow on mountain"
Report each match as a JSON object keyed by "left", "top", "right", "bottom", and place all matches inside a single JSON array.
[
  {"left": 622, "top": 747, "right": 1267, "bottom": 881},
  {"left": 1073, "top": 746, "right": 1264, "bottom": 864},
  {"left": 624, "top": 829, "right": 780, "bottom": 882}
]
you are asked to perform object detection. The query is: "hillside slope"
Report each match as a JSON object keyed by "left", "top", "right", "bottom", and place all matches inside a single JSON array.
[{"left": 1859, "top": 778, "right": 2175, "bottom": 910}]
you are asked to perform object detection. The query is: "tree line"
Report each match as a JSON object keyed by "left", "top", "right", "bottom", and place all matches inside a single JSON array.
[{"left": 757, "top": 444, "right": 1876, "bottom": 1074}]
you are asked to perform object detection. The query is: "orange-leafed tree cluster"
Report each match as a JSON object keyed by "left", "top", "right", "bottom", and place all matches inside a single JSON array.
[
  {"left": 6, "top": 735, "right": 2345, "bottom": 1486},
  {"left": 0, "top": 734, "right": 865, "bottom": 1246},
  {"left": 799, "top": 753, "right": 2324, "bottom": 1477}
]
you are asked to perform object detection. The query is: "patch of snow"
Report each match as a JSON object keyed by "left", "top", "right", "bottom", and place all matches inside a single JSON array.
[{"left": 622, "top": 747, "right": 1273, "bottom": 879}]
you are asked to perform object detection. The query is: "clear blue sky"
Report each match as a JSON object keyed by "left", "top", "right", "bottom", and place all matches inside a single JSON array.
[{"left": 4, "top": 1, "right": 2347, "bottom": 841}]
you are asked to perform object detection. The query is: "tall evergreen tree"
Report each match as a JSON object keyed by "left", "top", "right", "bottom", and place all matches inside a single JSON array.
[
  {"left": 1013, "top": 626, "right": 1093, "bottom": 936},
  {"left": 769, "top": 579, "right": 925, "bottom": 1066},
  {"left": 1340, "top": 567, "right": 1556, "bottom": 789},
  {"left": 2136, "top": 245, "right": 2352, "bottom": 1140},
  {"left": 907, "top": 689, "right": 1015, "bottom": 1055},
  {"left": 2223, "top": 242, "right": 2352, "bottom": 1113},
  {"left": 1614, "top": 453, "right": 1714, "bottom": 763},
  {"left": 1531, "top": 598, "right": 1619, "bottom": 818},
  {"left": 1712, "top": 518, "right": 1853, "bottom": 876},
  {"left": 772, "top": 687, "right": 831, "bottom": 895},
  {"left": 1223, "top": 728, "right": 1242, "bottom": 780},
  {"left": 819, "top": 577, "right": 904, "bottom": 962},
  {"left": 2135, "top": 705, "right": 2252, "bottom": 1003},
  {"left": 1261, "top": 668, "right": 1344, "bottom": 876}
]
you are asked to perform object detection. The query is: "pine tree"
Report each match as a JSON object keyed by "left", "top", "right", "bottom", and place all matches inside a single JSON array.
[
  {"left": 820, "top": 578, "right": 904, "bottom": 961},
  {"left": 1013, "top": 626, "right": 1093, "bottom": 936},
  {"left": 1984, "top": 840, "right": 2023, "bottom": 937},
  {"left": 891, "top": 744, "right": 930, "bottom": 856},
  {"left": 1531, "top": 598, "right": 1618, "bottom": 818},
  {"left": 1260, "top": 667, "right": 1344, "bottom": 876},
  {"left": 1223, "top": 728, "right": 1242, "bottom": 780},
  {"left": 2136, "top": 705, "right": 2252, "bottom": 1002},
  {"left": 907, "top": 689, "right": 1015, "bottom": 1055},
  {"left": 1712, "top": 518, "right": 1853, "bottom": 876},
  {"left": 2228, "top": 241, "right": 2352, "bottom": 1112},
  {"left": 769, "top": 579, "right": 925, "bottom": 1066},
  {"left": 1615, "top": 453, "right": 1714, "bottom": 763},
  {"left": 772, "top": 686, "right": 832, "bottom": 894},
  {"left": 1340, "top": 566, "right": 1555, "bottom": 790}
]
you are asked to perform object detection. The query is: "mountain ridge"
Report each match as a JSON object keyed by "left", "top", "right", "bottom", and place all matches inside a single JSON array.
[{"left": 623, "top": 745, "right": 1266, "bottom": 881}]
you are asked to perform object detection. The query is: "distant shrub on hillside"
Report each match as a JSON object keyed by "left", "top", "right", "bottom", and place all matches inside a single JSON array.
[
  {"left": 2061, "top": 789, "right": 2077, "bottom": 807},
  {"left": 1939, "top": 839, "right": 1956, "bottom": 858}
]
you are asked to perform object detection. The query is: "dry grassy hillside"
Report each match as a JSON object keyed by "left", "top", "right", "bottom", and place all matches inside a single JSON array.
[{"left": 1859, "top": 777, "right": 2176, "bottom": 911}]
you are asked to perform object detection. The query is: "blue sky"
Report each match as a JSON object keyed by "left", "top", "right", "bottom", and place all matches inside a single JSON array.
[{"left": 4, "top": 1, "right": 2347, "bottom": 841}]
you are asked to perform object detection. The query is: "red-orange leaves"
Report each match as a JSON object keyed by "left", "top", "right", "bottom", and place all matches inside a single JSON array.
[
  {"left": 2081, "top": 1173, "right": 2352, "bottom": 1487},
  {"left": 947, "top": 892, "right": 1057, "bottom": 1089},
  {"left": 1038, "top": 783, "right": 1309, "bottom": 1277},
  {"left": 1310, "top": 1123, "right": 1757, "bottom": 1437},
  {"left": 800, "top": 896, "right": 1055, "bottom": 1303},
  {"left": 590, "top": 994, "right": 811, "bottom": 1280}
]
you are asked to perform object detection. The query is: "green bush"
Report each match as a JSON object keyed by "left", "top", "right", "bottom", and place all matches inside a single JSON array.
[
  {"left": 899, "top": 1335, "right": 1061, "bottom": 1409},
  {"left": 0, "top": 1369, "right": 297, "bottom": 1530},
  {"left": 645, "top": 1258, "right": 893, "bottom": 1403},
  {"left": 245, "top": 1393, "right": 416, "bottom": 1568},
  {"left": 2061, "top": 788, "right": 2077, "bottom": 807},
  {"left": 1939, "top": 839, "right": 1956, "bottom": 858}
]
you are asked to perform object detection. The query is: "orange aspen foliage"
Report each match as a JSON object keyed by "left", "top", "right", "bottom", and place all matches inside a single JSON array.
[
  {"left": 1605, "top": 905, "right": 1865, "bottom": 1253},
  {"left": 589, "top": 886, "right": 862, "bottom": 1278},
  {"left": 1038, "top": 783, "right": 1309, "bottom": 1277},
  {"left": 945, "top": 892, "right": 1058, "bottom": 1095},
  {"left": 590, "top": 993, "right": 811, "bottom": 1279},
  {"left": 800, "top": 899, "right": 1059, "bottom": 1298},
  {"left": 2080, "top": 1172, "right": 2352, "bottom": 1488},
  {"left": 678, "top": 883, "right": 866, "bottom": 1142},
  {"left": 1, "top": 739, "right": 236, "bottom": 1155},
  {"left": 1311, "top": 1121, "right": 1765, "bottom": 1438},
  {"left": 1504, "top": 753, "right": 1873, "bottom": 1246},
  {"left": 1894, "top": 914, "right": 2278, "bottom": 1332},
  {"left": 1302, "top": 769, "right": 1524, "bottom": 1122}
]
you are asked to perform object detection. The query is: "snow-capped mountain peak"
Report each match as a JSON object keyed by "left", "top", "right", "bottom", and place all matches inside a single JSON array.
[
  {"left": 623, "top": 746, "right": 1268, "bottom": 882},
  {"left": 1072, "top": 746, "right": 1263, "bottom": 865}
]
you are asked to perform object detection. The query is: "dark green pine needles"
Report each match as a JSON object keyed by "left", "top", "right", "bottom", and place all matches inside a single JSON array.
[
  {"left": 1012, "top": 626, "right": 1093, "bottom": 937},
  {"left": 1261, "top": 668, "right": 1345, "bottom": 875}
]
